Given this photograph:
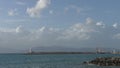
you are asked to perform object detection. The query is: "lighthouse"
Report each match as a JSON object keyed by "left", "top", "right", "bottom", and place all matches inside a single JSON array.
[
  {"left": 29, "top": 48, "right": 33, "bottom": 53},
  {"left": 112, "top": 49, "right": 116, "bottom": 54}
]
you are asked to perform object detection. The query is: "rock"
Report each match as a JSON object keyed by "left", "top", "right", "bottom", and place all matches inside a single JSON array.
[{"left": 83, "top": 57, "right": 120, "bottom": 66}]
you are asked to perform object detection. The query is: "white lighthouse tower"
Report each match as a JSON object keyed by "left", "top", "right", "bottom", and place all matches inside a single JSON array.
[
  {"left": 112, "top": 49, "right": 116, "bottom": 54},
  {"left": 29, "top": 48, "right": 33, "bottom": 53}
]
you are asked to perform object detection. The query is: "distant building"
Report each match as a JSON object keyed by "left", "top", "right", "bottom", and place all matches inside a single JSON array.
[{"left": 96, "top": 48, "right": 106, "bottom": 54}]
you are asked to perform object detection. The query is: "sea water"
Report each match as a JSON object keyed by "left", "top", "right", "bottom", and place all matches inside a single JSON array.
[{"left": 0, "top": 54, "right": 120, "bottom": 68}]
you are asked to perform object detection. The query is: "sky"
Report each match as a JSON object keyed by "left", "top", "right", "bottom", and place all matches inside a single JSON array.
[{"left": 0, "top": 0, "right": 120, "bottom": 51}]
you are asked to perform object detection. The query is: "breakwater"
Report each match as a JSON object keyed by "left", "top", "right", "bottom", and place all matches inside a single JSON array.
[
  {"left": 25, "top": 52, "right": 96, "bottom": 55},
  {"left": 83, "top": 57, "right": 120, "bottom": 66}
]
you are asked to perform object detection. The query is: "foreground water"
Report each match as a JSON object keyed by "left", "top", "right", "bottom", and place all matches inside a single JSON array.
[{"left": 0, "top": 54, "right": 120, "bottom": 68}]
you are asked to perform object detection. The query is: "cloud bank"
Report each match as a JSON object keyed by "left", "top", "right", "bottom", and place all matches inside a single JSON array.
[{"left": 0, "top": 18, "right": 120, "bottom": 50}]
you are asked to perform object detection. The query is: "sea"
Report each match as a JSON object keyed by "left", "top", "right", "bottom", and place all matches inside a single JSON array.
[{"left": 0, "top": 54, "right": 120, "bottom": 68}]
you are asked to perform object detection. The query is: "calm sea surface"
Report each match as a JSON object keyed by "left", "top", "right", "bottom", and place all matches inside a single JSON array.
[{"left": 0, "top": 54, "right": 120, "bottom": 68}]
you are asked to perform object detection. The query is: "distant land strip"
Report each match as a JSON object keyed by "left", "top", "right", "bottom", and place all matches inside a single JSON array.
[{"left": 24, "top": 52, "right": 111, "bottom": 55}]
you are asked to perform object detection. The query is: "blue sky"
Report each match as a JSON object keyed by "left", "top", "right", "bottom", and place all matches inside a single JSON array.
[
  {"left": 0, "top": 0, "right": 120, "bottom": 29},
  {"left": 0, "top": 0, "right": 120, "bottom": 52}
]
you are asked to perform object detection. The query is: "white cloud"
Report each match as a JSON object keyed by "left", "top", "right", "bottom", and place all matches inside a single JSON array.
[
  {"left": 113, "top": 23, "right": 118, "bottom": 28},
  {"left": 58, "top": 20, "right": 97, "bottom": 40},
  {"left": 8, "top": 9, "right": 18, "bottom": 16},
  {"left": 16, "top": 25, "right": 22, "bottom": 33},
  {"left": 86, "top": 17, "right": 94, "bottom": 25},
  {"left": 26, "top": 0, "right": 50, "bottom": 17},
  {"left": 96, "top": 21, "right": 105, "bottom": 28},
  {"left": 0, "top": 18, "right": 120, "bottom": 51}
]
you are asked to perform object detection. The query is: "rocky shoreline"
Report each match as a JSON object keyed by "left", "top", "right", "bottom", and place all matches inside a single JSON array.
[{"left": 83, "top": 57, "right": 120, "bottom": 66}]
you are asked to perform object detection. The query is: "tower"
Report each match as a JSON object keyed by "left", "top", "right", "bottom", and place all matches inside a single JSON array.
[
  {"left": 112, "top": 49, "right": 116, "bottom": 54},
  {"left": 96, "top": 48, "right": 100, "bottom": 53},
  {"left": 29, "top": 48, "right": 33, "bottom": 53}
]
